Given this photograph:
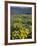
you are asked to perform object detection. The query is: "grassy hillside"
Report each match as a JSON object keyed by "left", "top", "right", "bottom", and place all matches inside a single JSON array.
[{"left": 10, "top": 14, "right": 32, "bottom": 40}]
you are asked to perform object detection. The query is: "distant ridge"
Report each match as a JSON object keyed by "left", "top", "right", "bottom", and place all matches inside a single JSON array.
[{"left": 10, "top": 7, "right": 32, "bottom": 14}]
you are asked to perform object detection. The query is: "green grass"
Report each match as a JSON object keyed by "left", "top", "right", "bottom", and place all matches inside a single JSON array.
[{"left": 10, "top": 14, "right": 32, "bottom": 40}]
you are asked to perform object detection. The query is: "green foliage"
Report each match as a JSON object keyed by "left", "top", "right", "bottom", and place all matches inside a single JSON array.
[{"left": 10, "top": 14, "right": 32, "bottom": 40}]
